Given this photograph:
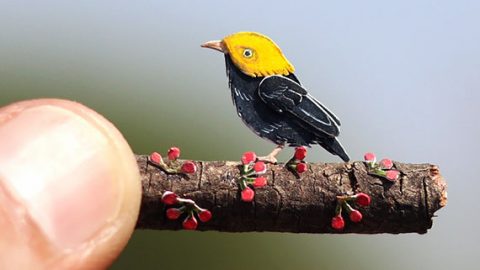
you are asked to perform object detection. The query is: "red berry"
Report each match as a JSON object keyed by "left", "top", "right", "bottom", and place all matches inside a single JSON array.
[
  {"left": 331, "top": 215, "right": 345, "bottom": 230},
  {"left": 294, "top": 146, "right": 307, "bottom": 160},
  {"left": 149, "top": 152, "right": 163, "bottom": 164},
  {"left": 182, "top": 215, "right": 198, "bottom": 230},
  {"left": 198, "top": 209, "right": 212, "bottom": 222},
  {"left": 364, "top": 152, "right": 376, "bottom": 163},
  {"left": 253, "top": 176, "right": 267, "bottom": 188},
  {"left": 161, "top": 191, "right": 178, "bottom": 205},
  {"left": 386, "top": 170, "right": 399, "bottom": 181},
  {"left": 181, "top": 161, "right": 197, "bottom": 174},
  {"left": 349, "top": 209, "right": 363, "bottom": 223},
  {"left": 253, "top": 161, "right": 267, "bottom": 173},
  {"left": 296, "top": 162, "right": 308, "bottom": 173},
  {"left": 379, "top": 158, "right": 393, "bottom": 169},
  {"left": 241, "top": 187, "right": 255, "bottom": 202},
  {"left": 167, "top": 147, "right": 181, "bottom": 161},
  {"left": 166, "top": 208, "right": 182, "bottom": 220},
  {"left": 241, "top": 151, "right": 257, "bottom": 165},
  {"left": 355, "top": 193, "right": 371, "bottom": 207}
]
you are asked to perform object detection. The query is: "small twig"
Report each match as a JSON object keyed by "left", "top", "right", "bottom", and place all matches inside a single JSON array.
[{"left": 135, "top": 155, "right": 447, "bottom": 234}]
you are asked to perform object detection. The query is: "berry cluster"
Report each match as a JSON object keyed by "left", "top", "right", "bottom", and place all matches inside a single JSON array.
[
  {"left": 148, "top": 146, "right": 197, "bottom": 174},
  {"left": 162, "top": 191, "right": 212, "bottom": 230},
  {"left": 286, "top": 146, "right": 308, "bottom": 174},
  {"left": 331, "top": 193, "right": 371, "bottom": 230},
  {"left": 239, "top": 152, "right": 268, "bottom": 202},
  {"left": 364, "top": 152, "right": 399, "bottom": 181}
]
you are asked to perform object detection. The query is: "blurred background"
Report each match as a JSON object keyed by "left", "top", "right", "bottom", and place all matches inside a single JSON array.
[{"left": 1, "top": 0, "right": 479, "bottom": 269}]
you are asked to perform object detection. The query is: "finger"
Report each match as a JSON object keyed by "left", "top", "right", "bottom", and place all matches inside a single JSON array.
[{"left": 0, "top": 99, "right": 141, "bottom": 269}]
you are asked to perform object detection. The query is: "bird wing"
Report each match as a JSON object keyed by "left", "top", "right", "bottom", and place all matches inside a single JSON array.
[{"left": 258, "top": 75, "right": 341, "bottom": 137}]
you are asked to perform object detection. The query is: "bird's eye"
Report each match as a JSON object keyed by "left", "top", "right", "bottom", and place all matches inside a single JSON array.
[{"left": 243, "top": 48, "right": 253, "bottom": 58}]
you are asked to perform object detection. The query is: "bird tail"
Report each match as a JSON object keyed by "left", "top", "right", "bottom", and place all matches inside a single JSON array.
[{"left": 321, "top": 138, "right": 350, "bottom": 162}]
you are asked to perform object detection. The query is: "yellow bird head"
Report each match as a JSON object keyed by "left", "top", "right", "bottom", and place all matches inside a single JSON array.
[{"left": 201, "top": 31, "right": 295, "bottom": 77}]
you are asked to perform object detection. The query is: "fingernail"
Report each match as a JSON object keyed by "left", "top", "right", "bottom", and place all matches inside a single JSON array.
[{"left": 0, "top": 105, "right": 121, "bottom": 249}]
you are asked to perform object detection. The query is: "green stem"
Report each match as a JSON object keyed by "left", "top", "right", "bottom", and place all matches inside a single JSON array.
[
  {"left": 335, "top": 201, "right": 343, "bottom": 216},
  {"left": 239, "top": 179, "right": 247, "bottom": 190},
  {"left": 244, "top": 170, "right": 257, "bottom": 177},
  {"left": 342, "top": 201, "right": 355, "bottom": 214},
  {"left": 243, "top": 177, "right": 255, "bottom": 184},
  {"left": 177, "top": 198, "right": 195, "bottom": 205},
  {"left": 345, "top": 194, "right": 357, "bottom": 202},
  {"left": 371, "top": 169, "right": 387, "bottom": 177},
  {"left": 242, "top": 164, "right": 250, "bottom": 174}
]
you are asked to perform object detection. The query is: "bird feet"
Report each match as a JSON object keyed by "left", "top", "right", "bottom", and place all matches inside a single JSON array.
[
  {"left": 256, "top": 145, "right": 285, "bottom": 164},
  {"left": 257, "top": 155, "right": 278, "bottom": 164}
]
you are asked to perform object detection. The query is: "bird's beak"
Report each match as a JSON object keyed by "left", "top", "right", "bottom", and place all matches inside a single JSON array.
[{"left": 201, "top": 40, "right": 225, "bottom": 53}]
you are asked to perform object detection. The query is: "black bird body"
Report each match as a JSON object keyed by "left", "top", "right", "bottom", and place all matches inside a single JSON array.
[
  {"left": 202, "top": 31, "right": 349, "bottom": 162},
  {"left": 225, "top": 55, "right": 350, "bottom": 161}
]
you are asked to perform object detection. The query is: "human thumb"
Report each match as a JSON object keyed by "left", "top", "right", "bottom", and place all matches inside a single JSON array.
[{"left": 0, "top": 99, "right": 141, "bottom": 269}]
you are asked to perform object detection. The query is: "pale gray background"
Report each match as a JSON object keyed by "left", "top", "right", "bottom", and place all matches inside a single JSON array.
[{"left": 1, "top": 1, "right": 478, "bottom": 269}]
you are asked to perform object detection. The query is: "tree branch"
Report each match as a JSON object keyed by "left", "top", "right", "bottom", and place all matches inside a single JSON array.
[{"left": 135, "top": 155, "right": 447, "bottom": 234}]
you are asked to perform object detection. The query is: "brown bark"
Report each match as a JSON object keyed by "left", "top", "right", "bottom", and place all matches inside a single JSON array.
[{"left": 135, "top": 155, "right": 447, "bottom": 234}]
